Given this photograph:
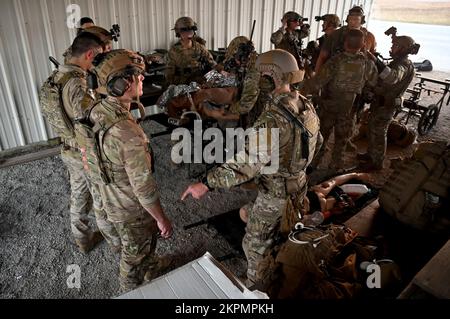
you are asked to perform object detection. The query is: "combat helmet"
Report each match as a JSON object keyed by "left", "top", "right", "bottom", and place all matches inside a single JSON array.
[
  {"left": 393, "top": 35, "right": 420, "bottom": 55},
  {"left": 173, "top": 17, "right": 198, "bottom": 37},
  {"left": 346, "top": 5, "right": 366, "bottom": 24},
  {"left": 94, "top": 49, "right": 145, "bottom": 96},
  {"left": 225, "top": 36, "right": 251, "bottom": 60},
  {"left": 283, "top": 11, "right": 302, "bottom": 22},
  {"left": 81, "top": 26, "right": 113, "bottom": 51},
  {"left": 322, "top": 14, "right": 341, "bottom": 28},
  {"left": 256, "top": 49, "right": 305, "bottom": 87}
]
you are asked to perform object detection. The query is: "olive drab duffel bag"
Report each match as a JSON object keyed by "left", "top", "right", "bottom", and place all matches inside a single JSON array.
[{"left": 379, "top": 141, "right": 450, "bottom": 233}]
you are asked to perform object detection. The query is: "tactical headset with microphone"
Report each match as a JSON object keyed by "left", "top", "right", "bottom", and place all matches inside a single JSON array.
[
  {"left": 89, "top": 50, "right": 146, "bottom": 98},
  {"left": 345, "top": 6, "right": 366, "bottom": 25},
  {"left": 88, "top": 49, "right": 148, "bottom": 121}
]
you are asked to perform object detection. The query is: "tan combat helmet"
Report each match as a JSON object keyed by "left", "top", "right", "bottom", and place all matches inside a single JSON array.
[
  {"left": 94, "top": 49, "right": 145, "bottom": 96},
  {"left": 393, "top": 35, "right": 420, "bottom": 55},
  {"left": 82, "top": 26, "right": 113, "bottom": 51},
  {"left": 322, "top": 14, "right": 341, "bottom": 28},
  {"left": 283, "top": 11, "right": 302, "bottom": 22},
  {"left": 173, "top": 17, "right": 198, "bottom": 36},
  {"left": 256, "top": 49, "right": 305, "bottom": 87},
  {"left": 225, "top": 36, "right": 250, "bottom": 61},
  {"left": 346, "top": 5, "right": 366, "bottom": 24}
]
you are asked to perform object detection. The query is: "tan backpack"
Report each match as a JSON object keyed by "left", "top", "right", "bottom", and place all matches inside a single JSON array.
[
  {"left": 39, "top": 70, "right": 82, "bottom": 140},
  {"left": 379, "top": 141, "right": 450, "bottom": 233}
]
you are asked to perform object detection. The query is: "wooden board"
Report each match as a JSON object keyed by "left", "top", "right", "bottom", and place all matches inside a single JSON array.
[
  {"left": 0, "top": 146, "right": 60, "bottom": 169},
  {"left": 411, "top": 240, "right": 450, "bottom": 299}
]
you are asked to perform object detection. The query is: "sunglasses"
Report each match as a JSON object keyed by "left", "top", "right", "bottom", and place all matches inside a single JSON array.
[{"left": 179, "top": 26, "right": 197, "bottom": 32}]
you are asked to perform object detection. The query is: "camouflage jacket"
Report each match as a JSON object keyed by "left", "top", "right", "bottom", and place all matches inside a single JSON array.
[
  {"left": 270, "top": 26, "right": 310, "bottom": 64},
  {"left": 301, "top": 51, "right": 378, "bottom": 104},
  {"left": 376, "top": 57, "right": 415, "bottom": 102},
  {"left": 207, "top": 91, "right": 322, "bottom": 198},
  {"left": 57, "top": 64, "right": 95, "bottom": 148},
  {"left": 63, "top": 46, "right": 72, "bottom": 65},
  {"left": 229, "top": 52, "right": 261, "bottom": 115},
  {"left": 322, "top": 26, "right": 376, "bottom": 58},
  {"left": 90, "top": 97, "right": 160, "bottom": 222},
  {"left": 166, "top": 40, "right": 216, "bottom": 84}
]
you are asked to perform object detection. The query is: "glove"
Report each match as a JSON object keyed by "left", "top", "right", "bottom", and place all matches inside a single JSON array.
[{"left": 375, "top": 59, "right": 386, "bottom": 73}]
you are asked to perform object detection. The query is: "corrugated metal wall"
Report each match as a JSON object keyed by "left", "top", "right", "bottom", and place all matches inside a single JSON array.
[{"left": 0, "top": 0, "right": 373, "bottom": 151}]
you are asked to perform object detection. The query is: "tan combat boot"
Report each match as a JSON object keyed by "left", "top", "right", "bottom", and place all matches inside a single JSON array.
[
  {"left": 144, "top": 256, "right": 174, "bottom": 282},
  {"left": 76, "top": 231, "right": 104, "bottom": 254}
]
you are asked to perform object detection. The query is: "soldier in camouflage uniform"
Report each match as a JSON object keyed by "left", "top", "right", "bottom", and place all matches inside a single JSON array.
[
  {"left": 166, "top": 17, "right": 217, "bottom": 85},
  {"left": 182, "top": 50, "right": 322, "bottom": 287},
  {"left": 359, "top": 35, "right": 419, "bottom": 170},
  {"left": 63, "top": 26, "right": 113, "bottom": 64},
  {"left": 90, "top": 49, "right": 173, "bottom": 292},
  {"left": 301, "top": 29, "right": 378, "bottom": 170},
  {"left": 42, "top": 33, "right": 121, "bottom": 252},
  {"left": 305, "top": 14, "right": 341, "bottom": 73},
  {"left": 315, "top": 6, "right": 376, "bottom": 73},
  {"left": 271, "top": 11, "right": 310, "bottom": 69}
]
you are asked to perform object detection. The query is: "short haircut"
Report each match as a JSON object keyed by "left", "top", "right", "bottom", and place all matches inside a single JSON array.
[
  {"left": 345, "top": 29, "right": 365, "bottom": 50},
  {"left": 71, "top": 32, "right": 103, "bottom": 57},
  {"left": 80, "top": 17, "right": 94, "bottom": 26}
]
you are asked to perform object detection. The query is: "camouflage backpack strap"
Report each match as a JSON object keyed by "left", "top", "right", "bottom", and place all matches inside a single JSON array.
[
  {"left": 83, "top": 101, "right": 130, "bottom": 185},
  {"left": 94, "top": 104, "right": 131, "bottom": 166}
]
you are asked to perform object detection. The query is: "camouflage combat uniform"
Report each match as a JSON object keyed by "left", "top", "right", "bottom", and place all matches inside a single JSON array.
[
  {"left": 207, "top": 91, "right": 322, "bottom": 285},
  {"left": 301, "top": 52, "right": 378, "bottom": 168},
  {"left": 166, "top": 40, "right": 217, "bottom": 85},
  {"left": 367, "top": 57, "right": 415, "bottom": 167},
  {"left": 320, "top": 26, "right": 377, "bottom": 144},
  {"left": 227, "top": 53, "right": 264, "bottom": 128},
  {"left": 321, "top": 26, "right": 376, "bottom": 58},
  {"left": 270, "top": 26, "right": 310, "bottom": 68},
  {"left": 89, "top": 96, "right": 160, "bottom": 291},
  {"left": 56, "top": 64, "right": 120, "bottom": 249}
]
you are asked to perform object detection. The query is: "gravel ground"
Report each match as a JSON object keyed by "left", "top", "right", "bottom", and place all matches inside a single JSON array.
[{"left": 0, "top": 70, "right": 448, "bottom": 299}]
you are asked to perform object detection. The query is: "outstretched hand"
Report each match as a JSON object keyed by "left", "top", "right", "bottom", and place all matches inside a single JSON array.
[{"left": 181, "top": 183, "right": 210, "bottom": 201}]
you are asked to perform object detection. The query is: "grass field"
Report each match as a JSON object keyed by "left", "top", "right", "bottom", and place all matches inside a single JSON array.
[{"left": 371, "top": 0, "right": 450, "bottom": 25}]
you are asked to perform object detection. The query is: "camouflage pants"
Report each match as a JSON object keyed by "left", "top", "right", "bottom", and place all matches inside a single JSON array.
[
  {"left": 313, "top": 102, "right": 355, "bottom": 168},
  {"left": 61, "top": 148, "right": 120, "bottom": 247},
  {"left": 113, "top": 213, "right": 158, "bottom": 292},
  {"left": 242, "top": 191, "right": 287, "bottom": 286},
  {"left": 367, "top": 104, "right": 397, "bottom": 167},
  {"left": 91, "top": 184, "right": 121, "bottom": 248}
]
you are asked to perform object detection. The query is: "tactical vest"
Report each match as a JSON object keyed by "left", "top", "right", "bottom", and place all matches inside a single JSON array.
[
  {"left": 75, "top": 101, "right": 129, "bottom": 185},
  {"left": 379, "top": 141, "right": 450, "bottom": 234},
  {"left": 274, "top": 94, "right": 320, "bottom": 174},
  {"left": 79, "top": 100, "right": 151, "bottom": 186},
  {"left": 39, "top": 70, "right": 83, "bottom": 140},
  {"left": 329, "top": 52, "right": 367, "bottom": 94},
  {"left": 330, "top": 27, "right": 371, "bottom": 57}
]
